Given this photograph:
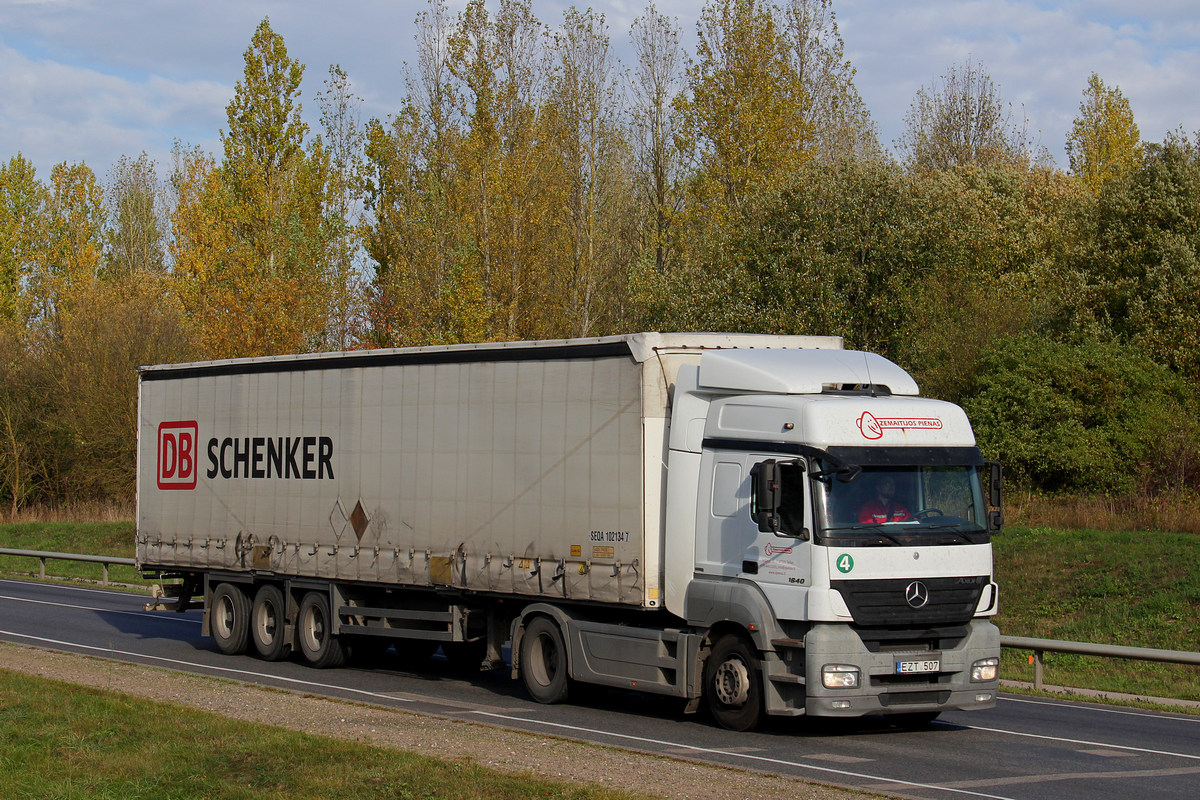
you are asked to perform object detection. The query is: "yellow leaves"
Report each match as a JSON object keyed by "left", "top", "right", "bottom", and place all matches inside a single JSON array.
[
  {"left": 1067, "top": 73, "right": 1142, "bottom": 195},
  {"left": 674, "top": 0, "right": 813, "bottom": 269}
]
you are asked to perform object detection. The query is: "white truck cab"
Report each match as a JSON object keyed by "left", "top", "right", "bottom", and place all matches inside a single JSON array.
[{"left": 664, "top": 348, "right": 1001, "bottom": 728}]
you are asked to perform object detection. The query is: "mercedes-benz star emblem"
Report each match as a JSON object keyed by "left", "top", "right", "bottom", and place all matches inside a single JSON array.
[{"left": 905, "top": 580, "right": 930, "bottom": 608}]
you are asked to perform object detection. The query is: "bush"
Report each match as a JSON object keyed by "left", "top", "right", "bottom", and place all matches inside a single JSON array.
[{"left": 964, "top": 335, "right": 1198, "bottom": 493}]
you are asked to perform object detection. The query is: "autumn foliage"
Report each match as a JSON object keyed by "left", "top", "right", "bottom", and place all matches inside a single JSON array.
[{"left": 2, "top": 1, "right": 1200, "bottom": 512}]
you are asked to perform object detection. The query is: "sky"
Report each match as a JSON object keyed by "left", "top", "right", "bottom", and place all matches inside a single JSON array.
[{"left": 2, "top": 0, "right": 1199, "bottom": 183}]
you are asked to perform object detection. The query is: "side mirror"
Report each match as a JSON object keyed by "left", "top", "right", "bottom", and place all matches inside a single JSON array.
[
  {"left": 985, "top": 461, "right": 1004, "bottom": 532},
  {"left": 750, "top": 459, "right": 782, "bottom": 534}
]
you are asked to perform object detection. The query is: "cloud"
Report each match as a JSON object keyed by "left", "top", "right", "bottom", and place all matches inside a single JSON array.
[
  {"left": 839, "top": 0, "right": 1200, "bottom": 163},
  {"left": 0, "top": 41, "right": 227, "bottom": 178},
  {"left": 1, "top": 0, "right": 1198, "bottom": 179}
]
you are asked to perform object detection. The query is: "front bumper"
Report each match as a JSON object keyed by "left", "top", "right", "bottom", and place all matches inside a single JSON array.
[{"left": 764, "top": 618, "right": 1001, "bottom": 718}]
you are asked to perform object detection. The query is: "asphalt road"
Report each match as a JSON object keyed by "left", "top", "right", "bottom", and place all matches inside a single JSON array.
[{"left": 2, "top": 577, "right": 1199, "bottom": 800}]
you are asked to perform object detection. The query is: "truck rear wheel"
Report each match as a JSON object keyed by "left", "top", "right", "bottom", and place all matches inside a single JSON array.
[
  {"left": 519, "top": 616, "right": 569, "bottom": 704},
  {"left": 250, "top": 584, "right": 290, "bottom": 661},
  {"left": 297, "top": 591, "right": 346, "bottom": 669},
  {"left": 704, "top": 634, "right": 764, "bottom": 731},
  {"left": 211, "top": 582, "right": 250, "bottom": 655}
]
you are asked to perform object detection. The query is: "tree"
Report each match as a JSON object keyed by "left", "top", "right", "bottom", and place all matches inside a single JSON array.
[
  {"left": 0, "top": 155, "right": 46, "bottom": 320},
  {"left": 28, "top": 162, "right": 106, "bottom": 330},
  {"left": 105, "top": 152, "right": 167, "bottom": 277},
  {"left": 1066, "top": 72, "right": 1142, "bottom": 194},
  {"left": 629, "top": 4, "right": 685, "bottom": 276},
  {"left": 546, "top": 6, "right": 632, "bottom": 337},
  {"left": 898, "top": 57, "right": 1035, "bottom": 171},
  {"left": 781, "top": 0, "right": 880, "bottom": 163},
  {"left": 318, "top": 64, "right": 367, "bottom": 349},
  {"left": 222, "top": 18, "right": 308, "bottom": 203},
  {"left": 1082, "top": 134, "right": 1200, "bottom": 381},
  {"left": 676, "top": 0, "right": 811, "bottom": 220},
  {"left": 174, "top": 18, "right": 334, "bottom": 358}
]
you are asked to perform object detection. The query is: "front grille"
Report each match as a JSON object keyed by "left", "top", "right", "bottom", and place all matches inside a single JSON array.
[
  {"left": 853, "top": 624, "right": 967, "bottom": 653},
  {"left": 832, "top": 576, "right": 986, "bottom": 627}
]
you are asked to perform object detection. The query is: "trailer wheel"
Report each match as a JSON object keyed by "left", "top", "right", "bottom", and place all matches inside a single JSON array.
[
  {"left": 211, "top": 582, "right": 250, "bottom": 655},
  {"left": 519, "top": 616, "right": 569, "bottom": 704},
  {"left": 704, "top": 634, "right": 764, "bottom": 731},
  {"left": 297, "top": 591, "right": 346, "bottom": 669},
  {"left": 250, "top": 584, "right": 290, "bottom": 661}
]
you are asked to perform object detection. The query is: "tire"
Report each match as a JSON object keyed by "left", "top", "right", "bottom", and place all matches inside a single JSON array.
[
  {"left": 250, "top": 584, "right": 290, "bottom": 661},
  {"left": 704, "top": 634, "right": 764, "bottom": 731},
  {"left": 519, "top": 616, "right": 569, "bottom": 704},
  {"left": 210, "top": 582, "right": 250, "bottom": 656},
  {"left": 296, "top": 591, "right": 346, "bottom": 669}
]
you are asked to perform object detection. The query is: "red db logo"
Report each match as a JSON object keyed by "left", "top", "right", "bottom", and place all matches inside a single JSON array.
[{"left": 157, "top": 421, "right": 198, "bottom": 490}]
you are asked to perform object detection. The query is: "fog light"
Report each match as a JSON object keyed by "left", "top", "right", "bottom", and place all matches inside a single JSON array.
[
  {"left": 832, "top": 700, "right": 851, "bottom": 709},
  {"left": 976, "top": 693, "right": 993, "bottom": 703},
  {"left": 822, "top": 664, "right": 860, "bottom": 689},
  {"left": 971, "top": 657, "right": 999, "bottom": 682}
]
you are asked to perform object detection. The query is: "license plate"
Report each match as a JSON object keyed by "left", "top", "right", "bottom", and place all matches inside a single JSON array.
[{"left": 896, "top": 659, "right": 940, "bottom": 674}]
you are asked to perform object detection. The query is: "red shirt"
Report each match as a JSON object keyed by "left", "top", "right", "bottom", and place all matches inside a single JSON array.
[{"left": 858, "top": 499, "right": 911, "bottom": 523}]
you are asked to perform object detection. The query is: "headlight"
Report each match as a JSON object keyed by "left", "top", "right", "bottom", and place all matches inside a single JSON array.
[
  {"left": 822, "top": 664, "right": 860, "bottom": 689},
  {"left": 971, "top": 657, "right": 999, "bottom": 682}
]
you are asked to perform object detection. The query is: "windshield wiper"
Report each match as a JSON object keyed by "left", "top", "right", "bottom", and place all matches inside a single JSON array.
[{"left": 827, "top": 524, "right": 909, "bottom": 546}]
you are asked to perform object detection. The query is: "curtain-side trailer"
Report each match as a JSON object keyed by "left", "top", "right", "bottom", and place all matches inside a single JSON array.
[{"left": 137, "top": 332, "right": 1002, "bottom": 730}]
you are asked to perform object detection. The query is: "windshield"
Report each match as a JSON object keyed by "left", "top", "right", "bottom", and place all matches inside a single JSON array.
[{"left": 813, "top": 464, "right": 989, "bottom": 546}]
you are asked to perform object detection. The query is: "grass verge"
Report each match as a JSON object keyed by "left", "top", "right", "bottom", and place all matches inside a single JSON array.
[
  {"left": 0, "top": 521, "right": 147, "bottom": 587},
  {"left": 0, "top": 666, "right": 644, "bottom": 800},
  {"left": 993, "top": 525, "right": 1200, "bottom": 702}
]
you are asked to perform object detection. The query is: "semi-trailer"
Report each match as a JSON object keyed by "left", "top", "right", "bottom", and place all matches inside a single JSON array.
[{"left": 137, "top": 332, "right": 1001, "bottom": 730}]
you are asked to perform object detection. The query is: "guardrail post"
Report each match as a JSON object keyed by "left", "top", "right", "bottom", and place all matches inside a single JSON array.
[
  {"left": 1033, "top": 649, "right": 1044, "bottom": 691},
  {"left": 39, "top": 557, "right": 46, "bottom": 580},
  {"left": 102, "top": 562, "right": 110, "bottom": 585}
]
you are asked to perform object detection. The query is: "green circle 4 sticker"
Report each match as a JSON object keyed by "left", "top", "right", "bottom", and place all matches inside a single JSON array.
[{"left": 836, "top": 553, "right": 854, "bottom": 573}]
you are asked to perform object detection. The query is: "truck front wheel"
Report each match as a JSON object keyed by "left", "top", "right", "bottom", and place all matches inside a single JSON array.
[
  {"left": 211, "top": 582, "right": 250, "bottom": 655},
  {"left": 704, "top": 634, "right": 764, "bottom": 731},
  {"left": 297, "top": 591, "right": 346, "bottom": 669},
  {"left": 519, "top": 616, "right": 569, "bottom": 704}
]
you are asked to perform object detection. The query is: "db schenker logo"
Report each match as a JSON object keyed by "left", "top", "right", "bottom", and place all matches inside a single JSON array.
[{"left": 157, "top": 421, "right": 198, "bottom": 490}]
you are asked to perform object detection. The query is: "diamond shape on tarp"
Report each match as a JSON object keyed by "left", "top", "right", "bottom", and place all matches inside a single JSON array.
[{"left": 349, "top": 500, "right": 370, "bottom": 542}]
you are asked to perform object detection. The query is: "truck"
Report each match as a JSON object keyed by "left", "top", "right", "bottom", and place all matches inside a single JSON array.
[{"left": 136, "top": 332, "right": 1002, "bottom": 731}]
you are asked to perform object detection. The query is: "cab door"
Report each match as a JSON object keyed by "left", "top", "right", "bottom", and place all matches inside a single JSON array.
[{"left": 697, "top": 451, "right": 811, "bottom": 587}]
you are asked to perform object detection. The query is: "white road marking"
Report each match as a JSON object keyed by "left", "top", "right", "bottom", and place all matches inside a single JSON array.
[
  {"left": 469, "top": 711, "right": 1023, "bottom": 800},
  {"left": 0, "top": 592, "right": 199, "bottom": 623},
  {"left": 953, "top": 722, "right": 1200, "bottom": 760},
  {"left": 1000, "top": 695, "right": 1200, "bottom": 724},
  {"left": 0, "top": 629, "right": 413, "bottom": 704}
]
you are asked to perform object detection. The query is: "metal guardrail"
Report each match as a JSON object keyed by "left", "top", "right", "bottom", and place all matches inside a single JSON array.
[
  {"left": 2, "top": 548, "right": 1197, "bottom": 690},
  {"left": 0, "top": 547, "right": 137, "bottom": 586},
  {"left": 1000, "top": 634, "right": 1200, "bottom": 691}
]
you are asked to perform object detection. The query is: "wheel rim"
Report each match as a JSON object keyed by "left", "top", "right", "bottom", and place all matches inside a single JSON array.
[
  {"left": 255, "top": 601, "right": 277, "bottom": 645},
  {"left": 713, "top": 655, "right": 750, "bottom": 706},
  {"left": 214, "top": 594, "right": 234, "bottom": 639},
  {"left": 302, "top": 603, "right": 326, "bottom": 652},
  {"left": 529, "top": 632, "right": 558, "bottom": 687}
]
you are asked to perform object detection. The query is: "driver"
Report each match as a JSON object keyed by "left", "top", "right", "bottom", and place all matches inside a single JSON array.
[{"left": 858, "top": 475, "right": 911, "bottom": 523}]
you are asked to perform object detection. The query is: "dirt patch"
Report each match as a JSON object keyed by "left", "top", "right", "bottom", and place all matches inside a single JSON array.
[{"left": 0, "top": 643, "right": 884, "bottom": 800}]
